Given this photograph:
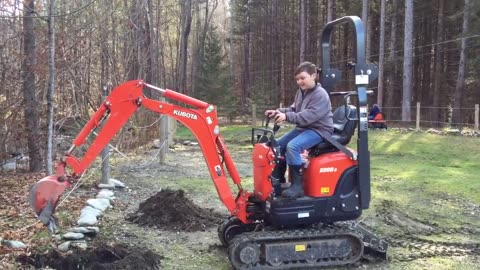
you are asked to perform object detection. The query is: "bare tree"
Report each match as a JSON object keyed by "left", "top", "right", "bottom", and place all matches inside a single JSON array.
[
  {"left": 402, "top": 0, "right": 414, "bottom": 121},
  {"left": 242, "top": 0, "right": 251, "bottom": 108},
  {"left": 362, "top": 0, "right": 370, "bottom": 57},
  {"left": 327, "top": 0, "right": 334, "bottom": 22},
  {"left": 432, "top": 0, "right": 445, "bottom": 126},
  {"left": 385, "top": 0, "right": 398, "bottom": 118},
  {"left": 299, "top": 0, "right": 306, "bottom": 62},
  {"left": 377, "top": 0, "right": 386, "bottom": 108},
  {"left": 45, "top": 0, "right": 56, "bottom": 174},
  {"left": 176, "top": 0, "right": 192, "bottom": 93},
  {"left": 452, "top": 0, "right": 470, "bottom": 127},
  {"left": 22, "top": 0, "right": 42, "bottom": 172}
]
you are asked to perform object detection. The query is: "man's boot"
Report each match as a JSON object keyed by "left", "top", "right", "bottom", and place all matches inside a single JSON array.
[
  {"left": 281, "top": 165, "right": 304, "bottom": 199},
  {"left": 270, "top": 159, "right": 286, "bottom": 196}
]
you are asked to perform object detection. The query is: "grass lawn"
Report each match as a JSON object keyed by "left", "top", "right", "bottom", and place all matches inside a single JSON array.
[
  {"left": 176, "top": 123, "right": 480, "bottom": 228},
  {"left": 177, "top": 124, "right": 480, "bottom": 203},
  {"left": 144, "top": 124, "right": 480, "bottom": 269}
]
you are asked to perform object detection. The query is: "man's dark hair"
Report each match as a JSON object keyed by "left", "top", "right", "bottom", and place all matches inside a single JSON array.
[{"left": 294, "top": 62, "right": 317, "bottom": 76}]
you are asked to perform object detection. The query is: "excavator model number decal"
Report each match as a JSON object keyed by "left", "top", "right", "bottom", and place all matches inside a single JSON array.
[{"left": 319, "top": 167, "right": 337, "bottom": 173}]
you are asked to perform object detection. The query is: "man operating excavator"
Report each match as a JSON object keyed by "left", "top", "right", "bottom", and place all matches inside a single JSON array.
[{"left": 265, "top": 61, "right": 334, "bottom": 199}]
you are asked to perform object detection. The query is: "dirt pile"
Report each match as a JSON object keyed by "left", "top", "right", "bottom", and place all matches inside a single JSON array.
[
  {"left": 126, "top": 189, "right": 223, "bottom": 232},
  {"left": 17, "top": 243, "right": 163, "bottom": 270}
]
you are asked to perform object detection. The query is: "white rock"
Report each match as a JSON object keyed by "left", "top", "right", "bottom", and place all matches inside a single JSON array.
[
  {"left": 58, "top": 241, "right": 71, "bottom": 252},
  {"left": 96, "top": 194, "right": 116, "bottom": 201},
  {"left": 80, "top": 206, "right": 103, "bottom": 218},
  {"left": 2, "top": 240, "right": 26, "bottom": 249},
  {"left": 70, "top": 240, "right": 88, "bottom": 250},
  {"left": 98, "top": 189, "right": 115, "bottom": 197},
  {"left": 63, "top": 232, "right": 84, "bottom": 240},
  {"left": 110, "top": 178, "right": 126, "bottom": 188},
  {"left": 77, "top": 214, "right": 98, "bottom": 226},
  {"left": 152, "top": 139, "right": 162, "bottom": 149},
  {"left": 86, "top": 198, "right": 110, "bottom": 211},
  {"left": 98, "top": 183, "right": 116, "bottom": 189},
  {"left": 85, "top": 226, "right": 100, "bottom": 234},
  {"left": 0, "top": 160, "right": 16, "bottom": 171},
  {"left": 68, "top": 227, "right": 99, "bottom": 236}
]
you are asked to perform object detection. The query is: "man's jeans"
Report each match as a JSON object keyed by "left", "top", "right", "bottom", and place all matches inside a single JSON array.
[{"left": 276, "top": 128, "right": 323, "bottom": 166}]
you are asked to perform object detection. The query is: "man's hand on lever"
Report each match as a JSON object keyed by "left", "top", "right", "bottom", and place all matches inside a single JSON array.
[{"left": 273, "top": 111, "right": 286, "bottom": 124}]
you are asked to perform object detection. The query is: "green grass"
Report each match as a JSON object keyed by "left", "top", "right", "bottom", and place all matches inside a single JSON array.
[
  {"left": 177, "top": 125, "right": 480, "bottom": 203},
  {"left": 176, "top": 125, "right": 480, "bottom": 228},
  {"left": 366, "top": 130, "right": 480, "bottom": 204},
  {"left": 176, "top": 125, "right": 480, "bottom": 202},
  {"left": 176, "top": 123, "right": 253, "bottom": 144},
  {"left": 163, "top": 127, "right": 480, "bottom": 269}
]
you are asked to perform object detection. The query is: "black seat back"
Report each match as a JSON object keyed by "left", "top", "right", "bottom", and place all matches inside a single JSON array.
[
  {"left": 332, "top": 105, "right": 357, "bottom": 145},
  {"left": 309, "top": 105, "right": 357, "bottom": 156}
]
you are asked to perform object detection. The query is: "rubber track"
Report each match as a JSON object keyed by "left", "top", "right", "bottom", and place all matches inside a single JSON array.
[{"left": 228, "top": 225, "right": 364, "bottom": 270}]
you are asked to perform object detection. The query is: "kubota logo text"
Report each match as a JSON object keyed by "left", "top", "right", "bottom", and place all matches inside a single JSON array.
[
  {"left": 173, "top": 110, "right": 197, "bottom": 120},
  {"left": 319, "top": 167, "right": 337, "bottom": 173}
]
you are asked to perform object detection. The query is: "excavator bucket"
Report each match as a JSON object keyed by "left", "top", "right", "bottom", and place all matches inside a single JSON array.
[{"left": 28, "top": 176, "right": 69, "bottom": 232}]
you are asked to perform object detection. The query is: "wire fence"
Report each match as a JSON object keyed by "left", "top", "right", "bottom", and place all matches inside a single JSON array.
[{"left": 216, "top": 103, "right": 480, "bottom": 132}]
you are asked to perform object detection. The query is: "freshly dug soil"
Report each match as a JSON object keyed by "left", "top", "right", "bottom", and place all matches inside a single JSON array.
[
  {"left": 126, "top": 189, "right": 224, "bottom": 232},
  {"left": 17, "top": 243, "right": 163, "bottom": 270}
]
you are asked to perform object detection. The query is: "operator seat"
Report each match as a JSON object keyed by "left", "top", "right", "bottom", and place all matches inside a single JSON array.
[{"left": 309, "top": 105, "right": 357, "bottom": 157}]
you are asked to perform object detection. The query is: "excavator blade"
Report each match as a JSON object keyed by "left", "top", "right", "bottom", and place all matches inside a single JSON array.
[{"left": 28, "top": 176, "right": 69, "bottom": 232}]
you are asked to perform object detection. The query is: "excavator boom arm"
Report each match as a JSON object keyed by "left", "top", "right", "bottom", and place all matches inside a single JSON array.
[{"left": 30, "top": 80, "right": 250, "bottom": 229}]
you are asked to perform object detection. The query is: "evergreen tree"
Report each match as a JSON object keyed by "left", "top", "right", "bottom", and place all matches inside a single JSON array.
[{"left": 196, "top": 25, "right": 235, "bottom": 108}]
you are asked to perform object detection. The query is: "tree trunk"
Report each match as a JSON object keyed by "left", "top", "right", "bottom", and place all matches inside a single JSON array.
[
  {"left": 377, "top": 0, "right": 386, "bottom": 108},
  {"left": 432, "top": 0, "right": 445, "bottom": 126},
  {"left": 190, "top": 0, "right": 201, "bottom": 96},
  {"left": 45, "top": 0, "right": 56, "bottom": 174},
  {"left": 327, "top": 0, "right": 334, "bottom": 22},
  {"left": 156, "top": 2, "right": 167, "bottom": 86},
  {"left": 242, "top": 0, "right": 251, "bottom": 109},
  {"left": 452, "top": 0, "right": 470, "bottom": 127},
  {"left": 362, "top": 0, "right": 370, "bottom": 58},
  {"left": 22, "top": 0, "right": 42, "bottom": 172},
  {"left": 385, "top": 0, "right": 398, "bottom": 119},
  {"left": 176, "top": 0, "right": 192, "bottom": 93},
  {"left": 402, "top": 0, "right": 414, "bottom": 121},
  {"left": 299, "top": 0, "right": 306, "bottom": 62}
]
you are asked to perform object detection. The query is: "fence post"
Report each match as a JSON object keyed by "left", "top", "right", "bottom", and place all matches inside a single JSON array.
[
  {"left": 475, "top": 104, "right": 479, "bottom": 132},
  {"left": 251, "top": 103, "right": 257, "bottom": 127},
  {"left": 416, "top": 102, "right": 421, "bottom": 130},
  {"left": 100, "top": 90, "right": 110, "bottom": 184},
  {"left": 159, "top": 97, "right": 169, "bottom": 164}
]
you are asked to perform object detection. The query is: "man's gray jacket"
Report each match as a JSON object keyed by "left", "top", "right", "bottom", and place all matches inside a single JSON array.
[{"left": 278, "top": 83, "right": 334, "bottom": 135}]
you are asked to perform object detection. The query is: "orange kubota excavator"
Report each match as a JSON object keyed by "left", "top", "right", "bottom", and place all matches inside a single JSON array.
[{"left": 29, "top": 16, "right": 387, "bottom": 269}]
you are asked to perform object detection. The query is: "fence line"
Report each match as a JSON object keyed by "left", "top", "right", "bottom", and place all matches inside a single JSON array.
[{"left": 216, "top": 103, "right": 480, "bottom": 132}]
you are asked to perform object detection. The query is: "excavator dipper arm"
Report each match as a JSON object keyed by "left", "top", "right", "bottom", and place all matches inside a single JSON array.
[{"left": 29, "top": 80, "right": 250, "bottom": 231}]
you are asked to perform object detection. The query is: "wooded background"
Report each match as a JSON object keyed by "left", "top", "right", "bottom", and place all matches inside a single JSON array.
[{"left": 1, "top": 0, "right": 479, "bottom": 172}]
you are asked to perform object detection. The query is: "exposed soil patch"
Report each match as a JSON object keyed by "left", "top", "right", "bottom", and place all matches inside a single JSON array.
[
  {"left": 17, "top": 243, "right": 163, "bottom": 270},
  {"left": 126, "top": 189, "right": 224, "bottom": 232}
]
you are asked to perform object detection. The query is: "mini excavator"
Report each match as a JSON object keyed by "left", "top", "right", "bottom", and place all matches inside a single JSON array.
[{"left": 29, "top": 16, "right": 387, "bottom": 269}]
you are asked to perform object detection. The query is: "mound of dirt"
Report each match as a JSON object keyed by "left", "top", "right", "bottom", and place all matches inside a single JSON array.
[
  {"left": 17, "top": 243, "right": 163, "bottom": 270},
  {"left": 126, "top": 189, "right": 224, "bottom": 232}
]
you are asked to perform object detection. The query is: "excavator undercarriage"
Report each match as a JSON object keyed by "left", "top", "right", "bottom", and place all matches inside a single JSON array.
[{"left": 222, "top": 221, "right": 387, "bottom": 269}]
